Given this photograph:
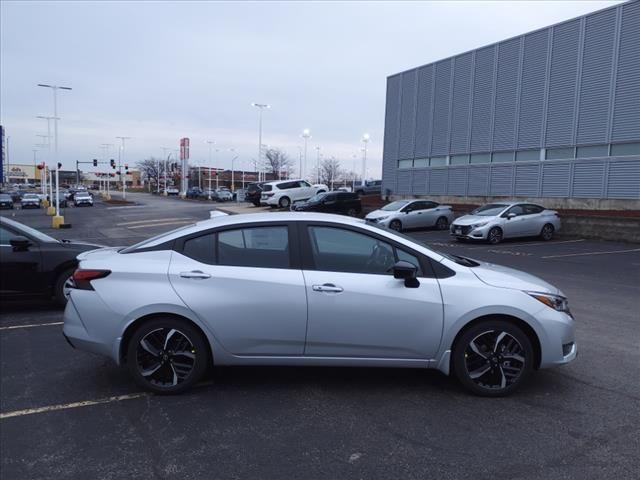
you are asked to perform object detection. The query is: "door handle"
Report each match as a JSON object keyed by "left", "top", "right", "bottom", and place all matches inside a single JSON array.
[
  {"left": 312, "top": 283, "right": 344, "bottom": 293},
  {"left": 180, "top": 270, "right": 211, "bottom": 279}
]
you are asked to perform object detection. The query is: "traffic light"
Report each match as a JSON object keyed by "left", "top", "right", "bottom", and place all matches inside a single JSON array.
[
  {"left": 57, "top": 162, "right": 62, "bottom": 169},
  {"left": 125, "top": 164, "right": 129, "bottom": 172},
  {"left": 110, "top": 159, "right": 116, "bottom": 169},
  {"left": 93, "top": 159, "right": 98, "bottom": 167},
  {"left": 37, "top": 163, "right": 44, "bottom": 170}
]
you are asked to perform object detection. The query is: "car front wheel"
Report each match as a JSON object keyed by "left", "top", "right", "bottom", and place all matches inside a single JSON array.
[
  {"left": 487, "top": 227, "right": 503, "bottom": 244},
  {"left": 127, "top": 318, "right": 209, "bottom": 395},
  {"left": 453, "top": 320, "right": 534, "bottom": 397},
  {"left": 389, "top": 219, "right": 402, "bottom": 231}
]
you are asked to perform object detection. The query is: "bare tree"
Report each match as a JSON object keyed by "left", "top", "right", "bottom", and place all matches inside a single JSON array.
[
  {"left": 319, "top": 157, "right": 343, "bottom": 188},
  {"left": 136, "top": 158, "right": 166, "bottom": 189},
  {"left": 264, "top": 148, "right": 294, "bottom": 179}
]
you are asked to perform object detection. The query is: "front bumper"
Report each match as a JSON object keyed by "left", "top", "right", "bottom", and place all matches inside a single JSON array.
[{"left": 450, "top": 224, "right": 489, "bottom": 240}]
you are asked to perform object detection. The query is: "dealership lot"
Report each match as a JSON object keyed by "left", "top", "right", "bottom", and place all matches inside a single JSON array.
[{"left": 1, "top": 193, "right": 639, "bottom": 480}]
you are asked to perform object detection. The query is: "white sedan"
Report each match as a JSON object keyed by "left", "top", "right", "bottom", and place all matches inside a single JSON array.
[{"left": 366, "top": 200, "right": 454, "bottom": 231}]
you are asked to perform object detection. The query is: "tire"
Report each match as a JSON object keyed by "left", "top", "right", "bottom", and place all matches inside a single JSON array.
[
  {"left": 435, "top": 216, "right": 449, "bottom": 230},
  {"left": 540, "top": 223, "right": 554, "bottom": 241},
  {"left": 278, "top": 196, "right": 291, "bottom": 209},
  {"left": 252, "top": 201, "right": 260, "bottom": 207},
  {"left": 452, "top": 319, "right": 534, "bottom": 397},
  {"left": 346, "top": 208, "right": 357, "bottom": 217},
  {"left": 389, "top": 219, "right": 402, "bottom": 232},
  {"left": 127, "top": 318, "right": 209, "bottom": 395},
  {"left": 487, "top": 227, "right": 503, "bottom": 245},
  {"left": 316, "top": 190, "right": 325, "bottom": 195},
  {"left": 54, "top": 266, "right": 76, "bottom": 306},
  {"left": 355, "top": 190, "right": 364, "bottom": 197}
]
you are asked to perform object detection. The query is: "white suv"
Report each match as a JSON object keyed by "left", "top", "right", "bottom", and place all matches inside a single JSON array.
[{"left": 261, "top": 180, "right": 328, "bottom": 208}]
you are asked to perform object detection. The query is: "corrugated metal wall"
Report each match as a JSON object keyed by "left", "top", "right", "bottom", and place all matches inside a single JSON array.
[{"left": 381, "top": 1, "right": 640, "bottom": 200}]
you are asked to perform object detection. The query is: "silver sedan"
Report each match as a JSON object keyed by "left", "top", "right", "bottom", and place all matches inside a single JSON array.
[
  {"left": 365, "top": 200, "right": 454, "bottom": 231},
  {"left": 63, "top": 212, "right": 576, "bottom": 396},
  {"left": 451, "top": 202, "right": 561, "bottom": 244}
]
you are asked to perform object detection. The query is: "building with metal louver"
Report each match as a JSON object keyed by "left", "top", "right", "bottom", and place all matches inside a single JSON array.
[{"left": 382, "top": 1, "right": 640, "bottom": 208}]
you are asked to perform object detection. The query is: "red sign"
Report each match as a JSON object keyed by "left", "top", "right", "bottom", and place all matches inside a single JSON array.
[{"left": 180, "top": 137, "right": 190, "bottom": 160}]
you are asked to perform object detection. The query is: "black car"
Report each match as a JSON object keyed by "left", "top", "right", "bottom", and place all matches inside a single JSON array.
[
  {"left": 245, "top": 182, "right": 264, "bottom": 207},
  {"left": 186, "top": 187, "right": 204, "bottom": 199},
  {"left": 49, "top": 194, "right": 68, "bottom": 209},
  {"left": 0, "top": 194, "right": 14, "bottom": 209},
  {"left": 293, "top": 191, "right": 362, "bottom": 216},
  {"left": 0, "top": 217, "right": 103, "bottom": 305}
]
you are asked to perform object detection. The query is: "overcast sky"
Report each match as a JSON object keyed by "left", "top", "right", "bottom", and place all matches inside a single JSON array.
[{"left": 1, "top": 0, "right": 621, "bottom": 177}]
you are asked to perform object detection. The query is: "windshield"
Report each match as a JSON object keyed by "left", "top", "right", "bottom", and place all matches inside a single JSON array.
[
  {"left": 2, "top": 218, "right": 58, "bottom": 243},
  {"left": 470, "top": 204, "right": 509, "bottom": 216},
  {"left": 23, "top": 194, "right": 39, "bottom": 199},
  {"left": 381, "top": 200, "right": 410, "bottom": 211},
  {"left": 0, "top": 194, "right": 11, "bottom": 200},
  {"left": 76, "top": 193, "right": 91, "bottom": 198},
  {"left": 307, "top": 192, "right": 328, "bottom": 203}
]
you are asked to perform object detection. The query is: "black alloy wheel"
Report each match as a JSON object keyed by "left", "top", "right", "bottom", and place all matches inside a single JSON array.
[
  {"left": 436, "top": 216, "right": 449, "bottom": 230},
  {"left": 127, "top": 319, "right": 209, "bottom": 394},
  {"left": 453, "top": 320, "right": 533, "bottom": 396},
  {"left": 540, "top": 223, "right": 554, "bottom": 241},
  {"left": 487, "top": 227, "right": 503, "bottom": 245}
]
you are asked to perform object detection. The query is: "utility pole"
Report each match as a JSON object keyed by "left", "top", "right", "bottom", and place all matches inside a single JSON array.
[
  {"left": 252, "top": 103, "right": 270, "bottom": 182},
  {"left": 302, "top": 129, "right": 311, "bottom": 180},
  {"left": 37, "top": 84, "right": 71, "bottom": 223},
  {"left": 361, "top": 133, "right": 370, "bottom": 186},
  {"left": 315, "top": 146, "right": 321, "bottom": 184},
  {"left": 206, "top": 141, "right": 214, "bottom": 200}
]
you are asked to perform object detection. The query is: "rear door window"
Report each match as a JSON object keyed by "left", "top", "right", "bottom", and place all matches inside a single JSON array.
[{"left": 218, "top": 226, "right": 290, "bottom": 268}]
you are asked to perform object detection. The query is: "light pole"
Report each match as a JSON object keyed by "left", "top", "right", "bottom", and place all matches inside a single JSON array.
[
  {"left": 116, "top": 136, "right": 131, "bottom": 199},
  {"left": 32, "top": 149, "right": 38, "bottom": 185},
  {"left": 161, "top": 147, "right": 172, "bottom": 195},
  {"left": 302, "top": 129, "right": 311, "bottom": 180},
  {"left": 251, "top": 102, "right": 270, "bottom": 182},
  {"left": 315, "top": 146, "right": 321, "bottom": 184},
  {"left": 206, "top": 141, "right": 214, "bottom": 199},
  {"left": 38, "top": 84, "right": 71, "bottom": 222},
  {"left": 361, "top": 133, "right": 370, "bottom": 186},
  {"left": 229, "top": 148, "right": 238, "bottom": 192}
]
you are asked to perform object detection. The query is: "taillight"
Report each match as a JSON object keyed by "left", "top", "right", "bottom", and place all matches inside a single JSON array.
[{"left": 72, "top": 269, "right": 111, "bottom": 290}]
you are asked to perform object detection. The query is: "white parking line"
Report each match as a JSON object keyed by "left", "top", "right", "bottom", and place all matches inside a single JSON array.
[
  {"left": 476, "top": 239, "right": 586, "bottom": 249},
  {"left": 116, "top": 217, "right": 192, "bottom": 226},
  {"left": 0, "top": 393, "right": 149, "bottom": 420},
  {"left": 542, "top": 248, "right": 640, "bottom": 259},
  {"left": 0, "top": 321, "right": 63, "bottom": 331},
  {"left": 127, "top": 220, "right": 194, "bottom": 229},
  {"left": 105, "top": 205, "right": 146, "bottom": 210}
]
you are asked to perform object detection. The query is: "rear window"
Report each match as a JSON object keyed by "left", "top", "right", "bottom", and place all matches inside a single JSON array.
[
  {"left": 262, "top": 184, "right": 273, "bottom": 192},
  {"left": 337, "top": 192, "right": 358, "bottom": 200}
]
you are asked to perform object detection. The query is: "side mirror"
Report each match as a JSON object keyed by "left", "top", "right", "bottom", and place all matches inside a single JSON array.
[
  {"left": 10, "top": 236, "right": 31, "bottom": 250},
  {"left": 506, "top": 212, "right": 516, "bottom": 219},
  {"left": 392, "top": 261, "right": 420, "bottom": 288}
]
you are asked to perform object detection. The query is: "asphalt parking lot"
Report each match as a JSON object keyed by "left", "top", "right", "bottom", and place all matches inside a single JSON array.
[{"left": 1, "top": 192, "right": 639, "bottom": 480}]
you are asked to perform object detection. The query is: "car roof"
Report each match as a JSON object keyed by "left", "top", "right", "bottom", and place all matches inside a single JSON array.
[{"left": 130, "top": 212, "right": 444, "bottom": 261}]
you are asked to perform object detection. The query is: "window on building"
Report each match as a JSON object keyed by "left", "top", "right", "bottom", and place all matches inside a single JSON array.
[
  {"left": 545, "top": 147, "right": 575, "bottom": 160},
  {"left": 516, "top": 150, "right": 540, "bottom": 161},
  {"left": 413, "top": 158, "right": 428, "bottom": 168},
  {"left": 492, "top": 151, "right": 514, "bottom": 163},
  {"left": 450, "top": 154, "right": 470, "bottom": 165},
  {"left": 610, "top": 142, "right": 640, "bottom": 157},
  {"left": 470, "top": 153, "right": 491, "bottom": 164},
  {"left": 398, "top": 159, "right": 413, "bottom": 169},
  {"left": 576, "top": 145, "right": 609, "bottom": 158},
  {"left": 430, "top": 157, "right": 447, "bottom": 166}
]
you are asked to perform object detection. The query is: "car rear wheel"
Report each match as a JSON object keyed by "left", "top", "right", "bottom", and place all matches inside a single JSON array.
[
  {"left": 127, "top": 318, "right": 209, "bottom": 395},
  {"left": 389, "top": 219, "right": 402, "bottom": 231},
  {"left": 487, "top": 227, "right": 503, "bottom": 244},
  {"left": 347, "top": 207, "right": 358, "bottom": 217},
  {"left": 453, "top": 320, "right": 534, "bottom": 397},
  {"left": 54, "top": 267, "right": 76, "bottom": 306},
  {"left": 278, "top": 197, "right": 291, "bottom": 209},
  {"left": 540, "top": 223, "right": 554, "bottom": 241},
  {"left": 435, "top": 216, "right": 449, "bottom": 230}
]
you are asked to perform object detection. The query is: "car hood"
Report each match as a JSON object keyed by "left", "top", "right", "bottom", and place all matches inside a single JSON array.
[
  {"left": 471, "top": 261, "right": 562, "bottom": 296},
  {"left": 452, "top": 214, "right": 497, "bottom": 226},
  {"left": 365, "top": 209, "right": 395, "bottom": 220}
]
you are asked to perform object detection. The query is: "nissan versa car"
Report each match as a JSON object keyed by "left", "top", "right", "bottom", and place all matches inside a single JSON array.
[
  {"left": 63, "top": 212, "right": 576, "bottom": 396},
  {"left": 366, "top": 199, "right": 454, "bottom": 231},
  {"left": 450, "top": 202, "right": 561, "bottom": 244}
]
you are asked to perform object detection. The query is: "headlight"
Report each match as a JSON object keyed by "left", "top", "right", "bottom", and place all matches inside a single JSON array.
[
  {"left": 528, "top": 292, "right": 571, "bottom": 314},
  {"left": 471, "top": 221, "right": 489, "bottom": 229},
  {"left": 375, "top": 216, "right": 389, "bottom": 222}
]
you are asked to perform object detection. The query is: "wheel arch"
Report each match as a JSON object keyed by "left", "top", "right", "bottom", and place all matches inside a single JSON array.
[
  {"left": 448, "top": 314, "right": 542, "bottom": 373},
  {"left": 119, "top": 312, "right": 214, "bottom": 366}
]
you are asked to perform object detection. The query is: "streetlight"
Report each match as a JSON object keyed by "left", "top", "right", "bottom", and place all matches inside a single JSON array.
[
  {"left": 229, "top": 148, "right": 238, "bottom": 192},
  {"left": 116, "top": 136, "right": 131, "bottom": 199},
  {"left": 38, "top": 84, "right": 71, "bottom": 222},
  {"left": 205, "top": 141, "right": 214, "bottom": 199},
  {"left": 361, "top": 133, "right": 370, "bottom": 186},
  {"left": 301, "top": 129, "right": 311, "bottom": 180},
  {"left": 315, "top": 146, "right": 321, "bottom": 184},
  {"left": 251, "top": 102, "right": 270, "bottom": 182}
]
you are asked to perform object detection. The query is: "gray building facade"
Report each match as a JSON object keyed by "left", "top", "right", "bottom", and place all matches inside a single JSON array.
[{"left": 382, "top": 1, "right": 640, "bottom": 206}]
